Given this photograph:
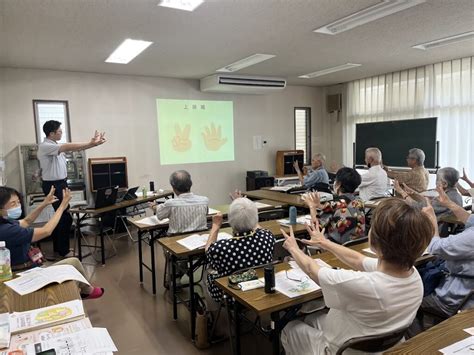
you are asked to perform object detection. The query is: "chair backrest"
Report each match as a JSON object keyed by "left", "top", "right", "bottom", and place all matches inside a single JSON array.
[
  {"left": 273, "top": 237, "right": 311, "bottom": 261},
  {"left": 335, "top": 326, "right": 408, "bottom": 355},
  {"left": 311, "top": 182, "right": 332, "bottom": 194},
  {"left": 342, "top": 236, "right": 369, "bottom": 247},
  {"left": 258, "top": 208, "right": 286, "bottom": 222}
]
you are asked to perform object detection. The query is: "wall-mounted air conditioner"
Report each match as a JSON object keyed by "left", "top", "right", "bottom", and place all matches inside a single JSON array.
[{"left": 200, "top": 74, "right": 286, "bottom": 94}]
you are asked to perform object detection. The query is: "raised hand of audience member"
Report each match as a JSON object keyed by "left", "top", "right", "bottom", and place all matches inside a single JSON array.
[
  {"left": 212, "top": 213, "right": 223, "bottom": 228},
  {"left": 229, "top": 189, "right": 245, "bottom": 200},
  {"left": 302, "top": 191, "right": 322, "bottom": 209},
  {"left": 59, "top": 188, "right": 72, "bottom": 209},
  {"left": 293, "top": 160, "right": 301, "bottom": 173},
  {"left": 393, "top": 180, "right": 406, "bottom": 197},
  {"left": 435, "top": 183, "right": 451, "bottom": 206},
  {"left": 422, "top": 201, "right": 438, "bottom": 237},
  {"left": 42, "top": 186, "right": 59, "bottom": 206},
  {"left": 280, "top": 226, "right": 299, "bottom": 253},
  {"left": 461, "top": 168, "right": 474, "bottom": 187},
  {"left": 301, "top": 219, "right": 327, "bottom": 249}
]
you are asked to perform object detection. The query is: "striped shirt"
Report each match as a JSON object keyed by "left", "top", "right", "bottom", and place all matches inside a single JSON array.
[{"left": 155, "top": 192, "right": 209, "bottom": 234}]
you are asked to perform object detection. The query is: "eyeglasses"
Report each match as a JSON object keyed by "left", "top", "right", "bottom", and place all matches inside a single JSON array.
[{"left": 285, "top": 270, "right": 309, "bottom": 283}]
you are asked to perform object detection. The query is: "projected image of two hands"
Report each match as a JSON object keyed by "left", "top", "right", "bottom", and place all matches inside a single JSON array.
[{"left": 172, "top": 123, "right": 227, "bottom": 152}]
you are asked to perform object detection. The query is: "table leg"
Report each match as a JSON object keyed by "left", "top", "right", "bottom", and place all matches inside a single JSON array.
[
  {"left": 225, "top": 296, "right": 236, "bottom": 355},
  {"left": 76, "top": 213, "right": 82, "bottom": 261},
  {"left": 189, "top": 256, "right": 196, "bottom": 341},
  {"left": 100, "top": 219, "right": 105, "bottom": 265},
  {"left": 150, "top": 231, "right": 156, "bottom": 295},
  {"left": 271, "top": 311, "right": 281, "bottom": 355},
  {"left": 171, "top": 254, "right": 178, "bottom": 320},
  {"left": 234, "top": 301, "right": 241, "bottom": 355},
  {"left": 138, "top": 231, "right": 143, "bottom": 283}
]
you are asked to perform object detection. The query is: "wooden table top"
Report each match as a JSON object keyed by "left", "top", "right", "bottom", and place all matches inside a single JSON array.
[
  {"left": 244, "top": 189, "right": 307, "bottom": 208},
  {"left": 215, "top": 242, "right": 434, "bottom": 316},
  {"left": 0, "top": 280, "right": 81, "bottom": 313},
  {"left": 128, "top": 199, "right": 289, "bottom": 232},
  {"left": 158, "top": 219, "right": 309, "bottom": 258},
  {"left": 385, "top": 308, "right": 474, "bottom": 354},
  {"left": 69, "top": 190, "right": 174, "bottom": 215}
]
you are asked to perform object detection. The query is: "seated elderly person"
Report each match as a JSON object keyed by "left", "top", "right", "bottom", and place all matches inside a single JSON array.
[
  {"left": 419, "top": 186, "right": 474, "bottom": 319},
  {"left": 358, "top": 147, "right": 389, "bottom": 201},
  {"left": 431, "top": 168, "right": 463, "bottom": 217},
  {"left": 384, "top": 148, "right": 430, "bottom": 192},
  {"left": 280, "top": 198, "right": 433, "bottom": 354},
  {"left": 204, "top": 198, "right": 275, "bottom": 305},
  {"left": 293, "top": 153, "right": 330, "bottom": 191},
  {"left": 0, "top": 186, "right": 103, "bottom": 299},
  {"left": 151, "top": 170, "right": 209, "bottom": 234},
  {"left": 303, "top": 167, "right": 365, "bottom": 245}
]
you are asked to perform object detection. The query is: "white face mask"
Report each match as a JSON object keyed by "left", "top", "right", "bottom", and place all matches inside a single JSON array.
[{"left": 7, "top": 206, "right": 22, "bottom": 220}]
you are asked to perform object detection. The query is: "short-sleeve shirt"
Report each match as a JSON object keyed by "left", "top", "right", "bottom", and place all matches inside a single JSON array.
[
  {"left": 303, "top": 167, "right": 329, "bottom": 189},
  {"left": 206, "top": 228, "right": 275, "bottom": 302},
  {"left": 37, "top": 138, "right": 67, "bottom": 181},
  {"left": 0, "top": 217, "right": 34, "bottom": 266},
  {"left": 317, "top": 257, "right": 423, "bottom": 353}
]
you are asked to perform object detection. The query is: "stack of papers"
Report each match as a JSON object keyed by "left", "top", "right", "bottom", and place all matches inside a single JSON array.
[
  {"left": 0, "top": 314, "right": 9, "bottom": 350},
  {"left": 208, "top": 208, "right": 220, "bottom": 215},
  {"left": 270, "top": 185, "right": 301, "bottom": 192},
  {"left": 274, "top": 269, "right": 321, "bottom": 298},
  {"left": 177, "top": 232, "right": 233, "bottom": 250},
  {"left": 439, "top": 336, "right": 474, "bottom": 354},
  {"left": 136, "top": 215, "right": 169, "bottom": 226},
  {"left": 5, "top": 265, "right": 90, "bottom": 296}
]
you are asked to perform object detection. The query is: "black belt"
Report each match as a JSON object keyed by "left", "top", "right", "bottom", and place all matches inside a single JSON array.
[
  {"left": 12, "top": 261, "right": 35, "bottom": 272},
  {"left": 43, "top": 179, "right": 67, "bottom": 183}
]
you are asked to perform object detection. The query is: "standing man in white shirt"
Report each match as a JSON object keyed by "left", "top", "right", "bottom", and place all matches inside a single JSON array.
[
  {"left": 37, "top": 120, "right": 106, "bottom": 259},
  {"left": 358, "top": 147, "right": 389, "bottom": 201}
]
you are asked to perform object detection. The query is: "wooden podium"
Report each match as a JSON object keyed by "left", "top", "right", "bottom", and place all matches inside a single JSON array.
[{"left": 276, "top": 150, "right": 304, "bottom": 176}]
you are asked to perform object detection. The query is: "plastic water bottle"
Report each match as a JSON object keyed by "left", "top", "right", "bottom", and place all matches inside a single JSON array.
[{"left": 0, "top": 241, "right": 12, "bottom": 282}]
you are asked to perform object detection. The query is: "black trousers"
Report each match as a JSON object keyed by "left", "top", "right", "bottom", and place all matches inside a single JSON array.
[{"left": 42, "top": 179, "right": 73, "bottom": 256}]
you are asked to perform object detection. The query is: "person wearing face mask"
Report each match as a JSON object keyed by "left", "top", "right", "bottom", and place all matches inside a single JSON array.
[
  {"left": 430, "top": 167, "right": 463, "bottom": 218},
  {"left": 303, "top": 167, "right": 366, "bottom": 245},
  {"left": 0, "top": 186, "right": 104, "bottom": 299}
]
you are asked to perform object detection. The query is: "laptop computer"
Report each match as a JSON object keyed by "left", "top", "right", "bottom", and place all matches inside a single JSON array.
[
  {"left": 83, "top": 186, "right": 118, "bottom": 209},
  {"left": 117, "top": 186, "right": 139, "bottom": 202}
]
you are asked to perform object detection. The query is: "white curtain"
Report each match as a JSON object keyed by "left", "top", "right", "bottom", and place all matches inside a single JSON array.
[{"left": 344, "top": 56, "right": 474, "bottom": 175}]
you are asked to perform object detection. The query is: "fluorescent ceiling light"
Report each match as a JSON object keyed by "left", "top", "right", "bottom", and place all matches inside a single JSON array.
[
  {"left": 105, "top": 39, "right": 153, "bottom": 64},
  {"left": 216, "top": 54, "right": 276, "bottom": 73},
  {"left": 314, "top": 0, "right": 425, "bottom": 35},
  {"left": 299, "top": 63, "right": 362, "bottom": 79},
  {"left": 412, "top": 31, "right": 474, "bottom": 50},
  {"left": 158, "top": 0, "right": 203, "bottom": 11}
]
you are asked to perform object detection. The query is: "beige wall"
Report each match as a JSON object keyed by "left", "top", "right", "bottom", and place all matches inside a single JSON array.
[{"left": 0, "top": 67, "right": 337, "bottom": 204}]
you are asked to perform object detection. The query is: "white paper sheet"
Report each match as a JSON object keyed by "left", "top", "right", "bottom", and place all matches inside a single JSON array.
[
  {"left": 208, "top": 208, "right": 220, "bottom": 215},
  {"left": 0, "top": 313, "right": 9, "bottom": 350},
  {"left": 289, "top": 258, "right": 331, "bottom": 270},
  {"left": 5, "top": 265, "right": 90, "bottom": 296},
  {"left": 439, "top": 336, "right": 474, "bottom": 354},
  {"left": 136, "top": 215, "right": 169, "bottom": 226},
  {"left": 278, "top": 215, "right": 312, "bottom": 226},
  {"left": 274, "top": 269, "right": 321, "bottom": 298},
  {"left": 177, "top": 232, "right": 233, "bottom": 250},
  {"left": 464, "top": 327, "right": 474, "bottom": 336},
  {"left": 39, "top": 327, "right": 117, "bottom": 354}
]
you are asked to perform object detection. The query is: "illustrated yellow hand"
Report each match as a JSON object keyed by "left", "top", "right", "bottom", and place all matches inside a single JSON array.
[
  {"left": 172, "top": 124, "right": 192, "bottom": 152},
  {"left": 202, "top": 123, "right": 227, "bottom": 151}
]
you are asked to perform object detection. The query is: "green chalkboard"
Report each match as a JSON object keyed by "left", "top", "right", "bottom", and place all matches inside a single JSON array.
[{"left": 355, "top": 118, "right": 437, "bottom": 168}]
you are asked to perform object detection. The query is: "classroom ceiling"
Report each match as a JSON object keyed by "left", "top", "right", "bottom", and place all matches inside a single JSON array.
[{"left": 0, "top": 0, "right": 473, "bottom": 87}]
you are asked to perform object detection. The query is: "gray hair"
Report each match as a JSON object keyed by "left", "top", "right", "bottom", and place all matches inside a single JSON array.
[
  {"left": 313, "top": 153, "right": 326, "bottom": 163},
  {"left": 169, "top": 170, "right": 192, "bottom": 194},
  {"left": 437, "top": 167, "right": 459, "bottom": 188},
  {"left": 365, "top": 147, "right": 382, "bottom": 163},
  {"left": 408, "top": 148, "right": 425, "bottom": 166},
  {"left": 228, "top": 197, "right": 258, "bottom": 233}
]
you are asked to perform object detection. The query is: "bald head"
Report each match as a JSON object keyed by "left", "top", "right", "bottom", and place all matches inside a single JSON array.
[{"left": 169, "top": 170, "right": 192, "bottom": 194}]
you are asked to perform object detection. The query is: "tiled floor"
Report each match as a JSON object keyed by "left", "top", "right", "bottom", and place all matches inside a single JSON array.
[{"left": 42, "top": 233, "right": 273, "bottom": 354}]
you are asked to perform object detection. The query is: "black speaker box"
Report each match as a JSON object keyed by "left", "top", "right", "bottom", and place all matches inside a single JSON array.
[{"left": 246, "top": 176, "right": 275, "bottom": 191}]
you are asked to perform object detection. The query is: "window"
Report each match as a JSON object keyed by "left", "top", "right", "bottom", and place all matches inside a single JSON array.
[
  {"left": 294, "top": 107, "right": 311, "bottom": 164},
  {"left": 33, "top": 100, "right": 71, "bottom": 143}
]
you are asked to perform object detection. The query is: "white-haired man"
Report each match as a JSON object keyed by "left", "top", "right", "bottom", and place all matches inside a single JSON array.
[
  {"left": 385, "top": 148, "right": 430, "bottom": 192},
  {"left": 293, "top": 153, "right": 329, "bottom": 190},
  {"left": 358, "top": 147, "right": 389, "bottom": 201}
]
